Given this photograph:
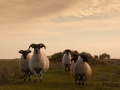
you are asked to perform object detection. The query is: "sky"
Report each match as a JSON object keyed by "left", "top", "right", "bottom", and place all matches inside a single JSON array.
[{"left": 0, "top": 0, "right": 120, "bottom": 59}]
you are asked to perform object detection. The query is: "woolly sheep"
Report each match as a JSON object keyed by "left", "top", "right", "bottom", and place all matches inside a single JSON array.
[
  {"left": 70, "top": 54, "right": 79, "bottom": 77},
  {"left": 73, "top": 54, "right": 92, "bottom": 85},
  {"left": 19, "top": 50, "right": 32, "bottom": 81},
  {"left": 28, "top": 43, "right": 49, "bottom": 83},
  {"left": 62, "top": 49, "right": 72, "bottom": 72}
]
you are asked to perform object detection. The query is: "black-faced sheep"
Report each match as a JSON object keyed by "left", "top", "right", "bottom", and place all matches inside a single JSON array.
[
  {"left": 62, "top": 49, "right": 72, "bottom": 72},
  {"left": 73, "top": 54, "right": 92, "bottom": 85},
  {"left": 19, "top": 50, "right": 32, "bottom": 81},
  {"left": 70, "top": 54, "right": 79, "bottom": 77},
  {"left": 28, "top": 43, "right": 49, "bottom": 83}
]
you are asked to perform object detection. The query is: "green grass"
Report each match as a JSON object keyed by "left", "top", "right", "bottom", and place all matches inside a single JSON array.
[
  {"left": 0, "top": 59, "right": 120, "bottom": 90},
  {"left": 0, "top": 70, "right": 74, "bottom": 90}
]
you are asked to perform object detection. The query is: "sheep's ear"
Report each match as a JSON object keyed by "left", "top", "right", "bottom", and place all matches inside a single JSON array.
[
  {"left": 39, "top": 43, "right": 46, "bottom": 49},
  {"left": 84, "top": 57, "right": 88, "bottom": 62},
  {"left": 27, "top": 50, "right": 31, "bottom": 53},
  {"left": 19, "top": 50, "right": 23, "bottom": 53},
  {"left": 28, "top": 43, "right": 35, "bottom": 49}
]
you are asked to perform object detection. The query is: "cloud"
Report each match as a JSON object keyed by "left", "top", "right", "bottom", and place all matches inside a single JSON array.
[
  {"left": 1, "top": 0, "right": 120, "bottom": 24},
  {"left": 54, "top": 0, "right": 120, "bottom": 21},
  {"left": 0, "top": 0, "right": 120, "bottom": 32},
  {"left": 0, "top": 0, "right": 89, "bottom": 23}
]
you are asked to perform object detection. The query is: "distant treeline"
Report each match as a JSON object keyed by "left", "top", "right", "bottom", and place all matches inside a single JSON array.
[{"left": 49, "top": 50, "right": 110, "bottom": 62}]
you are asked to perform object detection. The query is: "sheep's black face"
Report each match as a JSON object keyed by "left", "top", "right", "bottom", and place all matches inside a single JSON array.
[
  {"left": 19, "top": 50, "right": 31, "bottom": 59},
  {"left": 28, "top": 43, "right": 46, "bottom": 54},
  {"left": 66, "top": 52, "right": 69, "bottom": 55},
  {"left": 64, "top": 49, "right": 71, "bottom": 55},
  {"left": 71, "top": 54, "right": 78, "bottom": 63},
  {"left": 33, "top": 45, "right": 40, "bottom": 54},
  {"left": 23, "top": 52, "right": 28, "bottom": 59},
  {"left": 80, "top": 54, "right": 88, "bottom": 62}
]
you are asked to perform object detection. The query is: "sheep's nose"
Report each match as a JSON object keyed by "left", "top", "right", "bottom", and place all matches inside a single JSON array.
[
  {"left": 23, "top": 55, "right": 27, "bottom": 59},
  {"left": 35, "top": 49, "right": 39, "bottom": 53},
  {"left": 24, "top": 57, "right": 27, "bottom": 59}
]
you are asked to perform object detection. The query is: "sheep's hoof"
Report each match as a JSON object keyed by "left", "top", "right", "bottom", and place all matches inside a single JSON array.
[
  {"left": 76, "top": 82, "right": 79, "bottom": 85},
  {"left": 76, "top": 83, "right": 80, "bottom": 87},
  {"left": 34, "top": 79, "right": 37, "bottom": 83},
  {"left": 29, "top": 78, "right": 31, "bottom": 81},
  {"left": 65, "top": 69, "right": 66, "bottom": 72},
  {"left": 82, "top": 82, "right": 84, "bottom": 86},
  {"left": 34, "top": 81, "right": 36, "bottom": 83},
  {"left": 68, "top": 69, "right": 70, "bottom": 72},
  {"left": 40, "top": 79, "right": 43, "bottom": 82},
  {"left": 79, "top": 82, "right": 81, "bottom": 85}
]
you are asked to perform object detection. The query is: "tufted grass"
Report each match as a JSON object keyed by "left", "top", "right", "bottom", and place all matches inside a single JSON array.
[{"left": 0, "top": 59, "right": 120, "bottom": 90}]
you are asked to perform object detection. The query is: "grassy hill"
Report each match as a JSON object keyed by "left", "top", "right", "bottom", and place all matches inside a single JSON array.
[{"left": 0, "top": 59, "right": 120, "bottom": 90}]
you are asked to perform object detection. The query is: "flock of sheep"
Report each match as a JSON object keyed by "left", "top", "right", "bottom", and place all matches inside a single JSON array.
[{"left": 19, "top": 43, "right": 92, "bottom": 85}]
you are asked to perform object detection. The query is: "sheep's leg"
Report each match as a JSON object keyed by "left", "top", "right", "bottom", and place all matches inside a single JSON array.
[
  {"left": 23, "top": 72, "right": 26, "bottom": 81},
  {"left": 34, "top": 70, "right": 38, "bottom": 83},
  {"left": 68, "top": 64, "right": 70, "bottom": 72},
  {"left": 65, "top": 65, "right": 67, "bottom": 72},
  {"left": 77, "top": 79, "right": 80, "bottom": 85},
  {"left": 75, "top": 79, "right": 78, "bottom": 84},
  {"left": 65, "top": 67, "right": 66, "bottom": 72},
  {"left": 28, "top": 72, "right": 31, "bottom": 81},
  {"left": 68, "top": 68, "right": 70, "bottom": 72},
  {"left": 85, "top": 80, "right": 88, "bottom": 86},
  {"left": 82, "top": 77, "right": 85, "bottom": 86},
  {"left": 75, "top": 78, "right": 79, "bottom": 85},
  {"left": 40, "top": 70, "right": 43, "bottom": 82}
]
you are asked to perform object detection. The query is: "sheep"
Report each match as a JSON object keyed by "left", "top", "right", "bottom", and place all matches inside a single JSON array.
[
  {"left": 62, "top": 49, "right": 72, "bottom": 72},
  {"left": 70, "top": 54, "right": 79, "bottom": 77},
  {"left": 19, "top": 50, "right": 32, "bottom": 81},
  {"left": 72, "top": 54, "right": 92, "bottom": 86},
  {"left": 28, "top": 43, "right": 49, "bottom": 83}
]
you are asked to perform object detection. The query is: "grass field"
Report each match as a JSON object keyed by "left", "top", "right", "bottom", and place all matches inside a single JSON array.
[{"left": 0, "top": 59, "right": 120, "bottom": 90}]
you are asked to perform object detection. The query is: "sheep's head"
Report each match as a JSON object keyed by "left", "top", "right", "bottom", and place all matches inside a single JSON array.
[
  {"left": 64, "top": 49, "right": 71, "bottom": 55},
  {"left": 79, "top": 54, "right": 88, "bottom": 62},
  {"left": 19, "top": 50, "right": 31, "bottom": 59},
  {"left": 71, "top": 54, "right": 78, "bottom": 63},
  {"left": 28, "top": 43, "right": 46, "bottom": 54}
]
